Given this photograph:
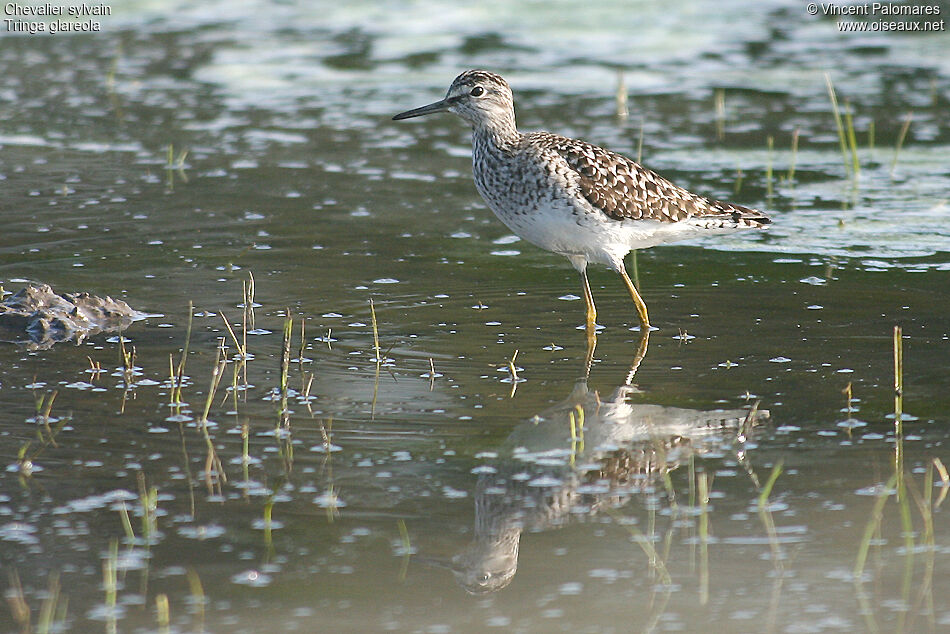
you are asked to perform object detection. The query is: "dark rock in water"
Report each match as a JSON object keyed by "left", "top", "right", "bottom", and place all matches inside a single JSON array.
[{"left": 0, "top": 284, "right": 145, "bottom": 349}]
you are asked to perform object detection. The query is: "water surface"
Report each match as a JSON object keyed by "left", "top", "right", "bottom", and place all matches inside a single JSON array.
[{"left": 1, "top": 1, "right": 949, "bottom": 632}]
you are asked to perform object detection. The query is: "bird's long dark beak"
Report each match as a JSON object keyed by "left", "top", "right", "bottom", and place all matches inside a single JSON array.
[
  {"left": 392, "top": 96, "right": 455, "bottom": 120},
  {"left": 412, "top": 554, "right": 459, "bottom": 571}
]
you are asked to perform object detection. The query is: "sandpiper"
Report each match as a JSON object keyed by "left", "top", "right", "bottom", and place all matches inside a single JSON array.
[{"left": 393, "top": 70, "right": 770, "bottom": 331}]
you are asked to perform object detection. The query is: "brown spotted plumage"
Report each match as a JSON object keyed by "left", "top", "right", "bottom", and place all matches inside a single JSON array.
[
  {"left": 537, "top": 133, "right": 766, "bottom": 226},
  {"left": 394, "top": 70, "right": 771, "bottom": 331}
]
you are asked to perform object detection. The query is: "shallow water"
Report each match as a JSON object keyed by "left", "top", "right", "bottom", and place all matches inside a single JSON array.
[{"left": 2, "top": 1, "right": 950, "bottom": 632}]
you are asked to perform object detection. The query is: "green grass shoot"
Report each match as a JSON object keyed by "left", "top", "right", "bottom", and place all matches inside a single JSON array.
[
  {"left": 715, "top": 88, "right": 725, "bottom": 141},
  {"left": 758, "top": 461, "right": 783, "bottom": 509},
  {"left": 854, "top": 472, "right": 897, "bottom": 580},
  {"left": 369, "top": 298, "right": 381, "bottom": 363},
  {"left": 156, "top": 594, "right": 170, "bottom": 633},
  {"left": 119, "top": 501, "right": 135, "bottom": 541},
  {"left": 891, "top": 113, "right": 913, "bottom": 176},
  {"left": 279, "top": 311, "right": 293, "bottom": 424},
  {"left": 36, "top": 572, "right": 63, "bottom": 634},
  {"left": 397, "top": 519, "right": 412, "bottom": 581},
  {"left": 843, "top": 100, "right": 860, "bottom": 176},
  {"left": 786, "top": 127, "right": 799, "bottom": 182},
  {"left": 894, "top": 325, "right": 903, "bottom": 435},
  {"left": 186, "top": 568, "right": 206, "bottom": 631},
  {"left": 824, "top": 73, "right": 853, "bottom": 178},
  {"left": 698, "top": 471, "right": 710, "bottom": 605}
]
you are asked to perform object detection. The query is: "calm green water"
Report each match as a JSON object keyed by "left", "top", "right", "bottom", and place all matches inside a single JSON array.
[{"left": 2, "top": 1, "right": 950, "bottom": 632}]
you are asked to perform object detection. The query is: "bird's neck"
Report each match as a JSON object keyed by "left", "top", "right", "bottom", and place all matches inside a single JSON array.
[{"left": 471, "top": 116, "right": 520, "bottom": 153}]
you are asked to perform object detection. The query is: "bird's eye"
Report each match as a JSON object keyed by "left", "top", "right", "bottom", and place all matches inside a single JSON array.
[{"left": 470, "top": 86, "right": 485, "bottom": 97}]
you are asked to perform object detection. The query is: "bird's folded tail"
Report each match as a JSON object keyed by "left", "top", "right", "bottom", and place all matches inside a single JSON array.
[{"left": 690, "top": 200, "right": 772, "bottom": 230}]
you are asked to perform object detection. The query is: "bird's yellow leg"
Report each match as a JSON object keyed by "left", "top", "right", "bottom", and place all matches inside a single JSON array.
[
  {"left": 579, "top": 268, "right": 598, "bottom": 373},
  {"left": 619, "top": 267, "right": 650, "bottom": 330},
  {"left": 580, "top": 268, "right": 597, "bottom": 330}
]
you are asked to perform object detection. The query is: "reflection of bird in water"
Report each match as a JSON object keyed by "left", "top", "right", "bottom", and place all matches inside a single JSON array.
[{"left": 430, "top": 358, "right": 767, "bottom": 594}]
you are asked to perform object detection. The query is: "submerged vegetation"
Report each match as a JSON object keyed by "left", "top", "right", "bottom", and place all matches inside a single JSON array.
[{"left": 3, "top": 274, "right": 359, "bottom": 631}]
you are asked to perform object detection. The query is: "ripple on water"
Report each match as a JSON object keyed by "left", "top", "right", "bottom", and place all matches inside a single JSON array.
[
  {"left": 0, "top": 522, "right": 38, "bottom": 545},
  {"left": 55, "top": 489, "right": 137, "bottom": 515},
  {"left": 231, "top": 569, "right": 273, "bottom": 587}
]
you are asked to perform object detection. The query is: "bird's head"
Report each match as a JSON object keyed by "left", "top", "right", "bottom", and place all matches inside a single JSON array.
[{"left": 393, "top": 70, "right": 515, "bottom": 130}]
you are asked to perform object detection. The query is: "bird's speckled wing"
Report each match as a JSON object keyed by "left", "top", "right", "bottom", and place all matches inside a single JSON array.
[{"left": 528, "top": 132, "right": 769, "bottom": 227}]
